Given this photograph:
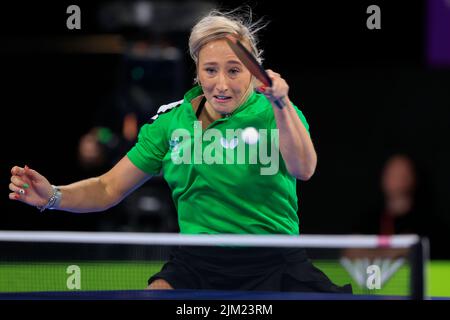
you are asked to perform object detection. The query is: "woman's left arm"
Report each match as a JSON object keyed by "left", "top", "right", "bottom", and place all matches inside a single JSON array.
[{"left": 261, "top": 70, "right": 317, "bottom": 181}]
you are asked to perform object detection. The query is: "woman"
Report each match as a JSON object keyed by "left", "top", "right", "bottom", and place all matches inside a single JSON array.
[{"left": 9, "top": 9, "right": 350, "bottom": 293}]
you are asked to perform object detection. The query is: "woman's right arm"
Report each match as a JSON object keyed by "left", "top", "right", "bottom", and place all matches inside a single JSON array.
[{"left": 9, "top": 156, "right": 152, "bottom": 213}]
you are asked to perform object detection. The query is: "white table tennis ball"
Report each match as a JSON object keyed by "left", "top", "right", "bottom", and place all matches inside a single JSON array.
[{"left": 241, "top": 127, "right": 259, "bottom": 144}]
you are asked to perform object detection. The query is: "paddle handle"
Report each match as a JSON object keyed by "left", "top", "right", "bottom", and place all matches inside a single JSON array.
[{"left": 274, "top": 97, "right": 286, "bottom": 109}]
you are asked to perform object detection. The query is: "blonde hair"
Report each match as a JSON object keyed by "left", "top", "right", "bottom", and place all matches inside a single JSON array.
[{"left": 189, "top": 8, "right": 267, "bottom": 84}]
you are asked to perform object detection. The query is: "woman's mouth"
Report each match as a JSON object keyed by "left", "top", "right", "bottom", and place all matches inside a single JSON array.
[{"left": 214, "top": 95, "right": 232, "bottom": 103}]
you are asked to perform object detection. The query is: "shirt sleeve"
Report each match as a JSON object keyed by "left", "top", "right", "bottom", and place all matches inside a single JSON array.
[{"left": 126, "top": 115, "right": 170, "bottom": 175}]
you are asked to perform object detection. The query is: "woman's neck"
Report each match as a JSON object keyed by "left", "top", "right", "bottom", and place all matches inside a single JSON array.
[
  {"left": 192, "top": 95, "right": 222, "bottom": 129},
  {"left": 204, "top": 100, "right": 228, "bottom": 120}
]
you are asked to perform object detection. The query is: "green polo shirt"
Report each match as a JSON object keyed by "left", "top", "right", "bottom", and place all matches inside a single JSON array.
[{"left": 127, "top": 86, "right": 310, "bottom": 235}]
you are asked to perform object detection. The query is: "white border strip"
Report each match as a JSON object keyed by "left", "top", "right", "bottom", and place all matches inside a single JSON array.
[{"left": 0, "top": 231, "right": 420, "bottom": 249}]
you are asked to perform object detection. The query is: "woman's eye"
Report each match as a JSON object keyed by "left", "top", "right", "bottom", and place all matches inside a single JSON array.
[
  {"left": 229, "top": 68, "right": 240, "bottom": 75},
  {"left": 205, "top": 68, "right": 216, "bottom": 74}
]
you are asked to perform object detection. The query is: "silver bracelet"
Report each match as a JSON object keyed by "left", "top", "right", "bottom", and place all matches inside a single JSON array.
[{"left": 37, "top": 185, "right": 62, "bottom": 212}]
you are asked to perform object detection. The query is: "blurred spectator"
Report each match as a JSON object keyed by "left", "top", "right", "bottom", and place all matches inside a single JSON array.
[
  {"left": 78, "top": 38, "right": 185, "bottom": 169},
  {"left": 378, "top": 154, "right": 420, "bottom": 235},
  {"left": 354, "top": 153, "right": 449, "bottom": 258},
  {"left": 342, "top": 154, "right": 430, "bottom": 280},
  {"left": 76, "top": 39, "right": 184, "bottom": 232},
  {"left": 358, "top": 153, "right": 428, "bottom": 236}
]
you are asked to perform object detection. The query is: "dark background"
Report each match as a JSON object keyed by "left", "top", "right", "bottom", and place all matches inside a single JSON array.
[{"left": 1, "top": 1, "right": 449, "bottom": 258}]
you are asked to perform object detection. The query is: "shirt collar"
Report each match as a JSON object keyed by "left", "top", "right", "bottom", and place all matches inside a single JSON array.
[{"left": 184, "top": 85, "right": 258, "bottom": 117}]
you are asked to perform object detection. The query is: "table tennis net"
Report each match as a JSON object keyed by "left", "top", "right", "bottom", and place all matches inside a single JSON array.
[{"left": 0, "top": 232, "right": 428, "bottom": 299}]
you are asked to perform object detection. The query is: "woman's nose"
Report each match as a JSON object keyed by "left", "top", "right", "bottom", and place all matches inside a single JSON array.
[{"left": 215, "top": 72, "right": 229, "bottom": 91}]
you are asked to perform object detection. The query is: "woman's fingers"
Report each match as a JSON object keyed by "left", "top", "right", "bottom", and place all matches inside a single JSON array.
[
  {"left": 11, "top": 165, "right": 42, "bottom": 185},
  {"left": 9, "top": 166, "right": 29, "bottom": 201},
  {"left": 11, "top": 166, "right": 25, "bottom": 176},
  {"left": 9, "top": 183, "right": 25, "bottom": 195},
  {"left": 24, "top": 166, "right": 43, "bottom": 182},
  {"left": 264, "top": 70, "right": 289, "bottom": 101},
  {"left": 266, "top": 69, "right": 280, "bottom": 77},
  {"left": 9, "top": 165, "right": 50, "bottom": 207},
  {"left": 10, "top": 175, "right": 29, "bottom": 189},
  {"left": 9, "top": 192, "right": 21, "bottom": 200},
  {"left": 257, "top": 70, "right": 289, "bottom": 108}
]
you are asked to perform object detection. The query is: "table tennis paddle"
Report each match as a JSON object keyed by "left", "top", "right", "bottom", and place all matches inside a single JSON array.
[{"left": 225, "top": 35, "right": 285, "bottom": 109}]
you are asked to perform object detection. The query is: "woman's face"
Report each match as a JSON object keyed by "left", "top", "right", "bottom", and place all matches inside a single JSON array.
[
  {"left": 382, "top": 156, "right": 416, "bottom": 196},
  {"left": 197, "top": 38, "right": 253, "bottom": 115}
]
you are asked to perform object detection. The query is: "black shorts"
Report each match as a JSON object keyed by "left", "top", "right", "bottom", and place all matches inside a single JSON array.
[{"left": 148, "top": 246, "right": 352, "bottom": 293}]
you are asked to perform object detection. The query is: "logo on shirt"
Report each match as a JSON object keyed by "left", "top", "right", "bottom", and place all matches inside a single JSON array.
[
  {"left": 220, "top": 137, "right": 239, "bottom": 149},
  {"left": 169, "top": 137, "right": 180, "bottom": 151}
]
